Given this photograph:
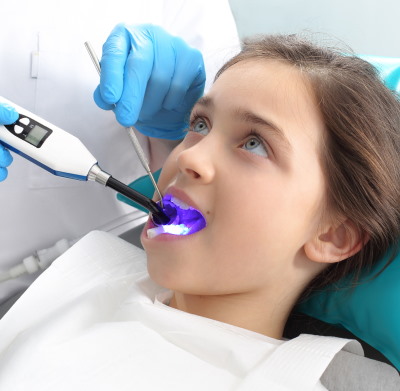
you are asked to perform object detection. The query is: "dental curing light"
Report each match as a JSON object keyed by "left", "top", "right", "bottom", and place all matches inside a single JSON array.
[{"left": 0, "top": 96, "right": 169, "bottom": 225}]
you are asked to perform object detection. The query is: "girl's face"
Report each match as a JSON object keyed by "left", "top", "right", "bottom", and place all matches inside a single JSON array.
[{"left": 141, "top": 59, "right": 327, "bottom": 297}]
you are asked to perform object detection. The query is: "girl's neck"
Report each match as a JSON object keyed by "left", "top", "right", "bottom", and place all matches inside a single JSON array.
[{"left": 169, "top": 289, "right": 300, "bottom": 340}]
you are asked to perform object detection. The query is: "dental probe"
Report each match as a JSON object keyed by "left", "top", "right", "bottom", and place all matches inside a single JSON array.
[
  {"left": 84, "top": 41, "right": 164, "bottom": 208},
  {"left": 0, "top": 97, "right": 170, "bottom": 225}
]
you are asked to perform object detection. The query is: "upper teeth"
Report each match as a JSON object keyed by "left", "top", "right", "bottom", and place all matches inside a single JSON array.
[{"left": 171, "top": 196, "right": 190, "bottom": 209}]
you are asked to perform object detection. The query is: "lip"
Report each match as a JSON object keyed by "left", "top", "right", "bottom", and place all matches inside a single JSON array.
[{"left": 163, "top": 186, "right": 203, "bottom": 212}]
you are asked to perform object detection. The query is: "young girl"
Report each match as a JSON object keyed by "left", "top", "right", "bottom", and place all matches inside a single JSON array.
[
  {"left": 0, "top": 33, "right": 398, "bottom": 390},
  {"left": 144, "top": 33, "right": 400, "bottom": 335}
]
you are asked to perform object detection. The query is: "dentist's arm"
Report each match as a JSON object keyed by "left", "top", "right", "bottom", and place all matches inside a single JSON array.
[
  {"left": 94, "top": 23, "right": 205, "bottom": 148},
  {"left": 0, "top": 103, "right": 18, "bottom": 181}
]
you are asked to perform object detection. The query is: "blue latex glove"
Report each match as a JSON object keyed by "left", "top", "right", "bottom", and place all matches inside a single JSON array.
[
  {"left": 94, "top": 23, "right": 206, "bottom": 140},
  {"left": 0, "top": 103, "right": 18, "bottom": 181}
]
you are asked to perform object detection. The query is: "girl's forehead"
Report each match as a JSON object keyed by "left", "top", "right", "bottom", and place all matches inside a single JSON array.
[
  {"left": 211, "top": 59, "right": 320, "bottom": 120},
  {"left": 213, "top": 59, "right": 314, "bottom": 101},
  {"left": 218, "top": 58, "right": 302, "bottom": 79}
]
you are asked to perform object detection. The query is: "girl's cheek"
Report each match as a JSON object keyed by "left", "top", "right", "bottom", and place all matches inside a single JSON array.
[
  {"left": 157, "top": 151, "right": 180, "bottom": 189},
  {"left": 158, "top": 138, "right": 195, "bottom": 188},
  {"left": 182, "top": 131, "right": 203, "bottom": 148}
]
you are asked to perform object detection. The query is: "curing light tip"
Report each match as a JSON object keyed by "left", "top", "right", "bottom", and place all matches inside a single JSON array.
[{"left": 148, "top": 194, "right": 207, "bottom": 237}]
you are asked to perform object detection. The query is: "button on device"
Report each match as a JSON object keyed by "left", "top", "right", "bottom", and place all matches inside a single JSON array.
[
  {"left": 14, "top": 125, "right": 24, "bottom": 134},
  {"left": 19, "top": 117, "right": 30, "bottom": 126}
]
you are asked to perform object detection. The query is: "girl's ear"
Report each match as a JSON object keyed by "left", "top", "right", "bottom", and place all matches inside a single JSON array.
[{"left": 304, "top": 219, "right": 367, "bottom": 264}]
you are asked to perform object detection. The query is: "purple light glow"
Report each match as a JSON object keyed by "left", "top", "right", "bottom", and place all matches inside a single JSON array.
[{"left": 148, "top": 194, "right": 206, "bottom": 238}]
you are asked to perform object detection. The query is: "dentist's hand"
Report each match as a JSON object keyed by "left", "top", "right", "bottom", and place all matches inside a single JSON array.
[
  {"left": 0, "top": 103, "right": 18, "bottom": 181},
  {"left": 94, "top": 23, "right": 206, "bottom": 140}
]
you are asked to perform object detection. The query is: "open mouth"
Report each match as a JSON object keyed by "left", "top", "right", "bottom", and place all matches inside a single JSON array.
[{"left": 147, "top": 194, "right": 207, "bottom": 238}]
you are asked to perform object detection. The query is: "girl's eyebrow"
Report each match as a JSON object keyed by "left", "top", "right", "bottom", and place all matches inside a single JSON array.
[
  {"left": 194, "top": 96, "right": 292, "bottom": 152},
  {"left": 234, "top": 109, "right": 292, "bottom": 152}
]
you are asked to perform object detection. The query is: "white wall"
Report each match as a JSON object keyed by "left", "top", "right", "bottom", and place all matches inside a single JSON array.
[{"left": 229, "top": 0, "right": 399, "bottom": 57}]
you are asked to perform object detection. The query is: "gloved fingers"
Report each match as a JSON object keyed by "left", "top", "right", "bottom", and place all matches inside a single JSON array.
[
  {"left": 99, "top": 23, "right": 131, "bottom": 104},
  {"left": 135, "top": 121, "right": 188, "bottom": 140},
  {"left": 180, "top": 81, "right": 206, "bottom": 114},
  {"left": 163, "top": 39, "right": 205, "bottom": 111},
  {"left": 139, "top": 27, "right": 176, "bottom": 119},
  {"left": 114, "top": 31, "right": 155, "bottom": 127},
  {"left": 0, "top": 144, "right": 13, "bottom": 167},
  {"left": 93, "top": 86, "right": 115, "bottom": 110},
  {"left": 0, "top": 103, "right": 19, "bottom": 125}
]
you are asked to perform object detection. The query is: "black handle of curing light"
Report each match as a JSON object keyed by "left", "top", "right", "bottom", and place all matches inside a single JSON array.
[{"left": 106, "top": 176, "right": 170, "bottom": 225}]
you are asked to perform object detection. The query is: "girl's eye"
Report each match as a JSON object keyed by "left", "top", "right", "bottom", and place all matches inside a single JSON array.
[
  {"left": 190, "top": 118, "right": 209, "bottom": 135},
  {"left": 242, "top": 135, "right": 269, "bottom": 157}
]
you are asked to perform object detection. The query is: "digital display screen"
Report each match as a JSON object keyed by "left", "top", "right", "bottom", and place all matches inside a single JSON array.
[{"left": 25, "top": 125, "right": 48, "bottom": 147}]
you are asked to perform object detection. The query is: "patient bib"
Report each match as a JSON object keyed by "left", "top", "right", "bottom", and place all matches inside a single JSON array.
[
  {"left": 0, "top": 231, "right": 363, "bottom": 390},
  {"left": 237, "top": 334, "right": 362, "bottom": 390}
]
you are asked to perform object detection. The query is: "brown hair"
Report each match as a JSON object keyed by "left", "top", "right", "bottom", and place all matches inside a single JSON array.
[{"left": 216, "top": 34, "right": 400, "bottom": 291}]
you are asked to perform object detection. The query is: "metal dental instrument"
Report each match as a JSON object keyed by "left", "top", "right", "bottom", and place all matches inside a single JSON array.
[{"left": 84, "top": 41, "right": 164, "bottom": 208}]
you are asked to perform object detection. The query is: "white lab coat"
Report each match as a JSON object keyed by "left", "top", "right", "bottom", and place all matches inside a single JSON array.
[
  {"left": 0, "top": 231, "right": 363, "bottom": 390},
  {"left": 0, "top": 0, "right": 240, "bottom": 302}
]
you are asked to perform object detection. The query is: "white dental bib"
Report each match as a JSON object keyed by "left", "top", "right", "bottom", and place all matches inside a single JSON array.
[{"left": 0, "top": 231, "right": 362, "bottom": 390}]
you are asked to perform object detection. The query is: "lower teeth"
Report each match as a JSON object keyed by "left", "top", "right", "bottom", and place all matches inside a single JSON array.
[{"left": 147, "top": 224, "right": 191, "bottom": 238}]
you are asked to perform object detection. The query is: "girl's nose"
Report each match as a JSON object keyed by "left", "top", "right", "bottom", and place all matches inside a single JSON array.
[{"left": 176, "top": 140, "right": 216, "bottom": 184}]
